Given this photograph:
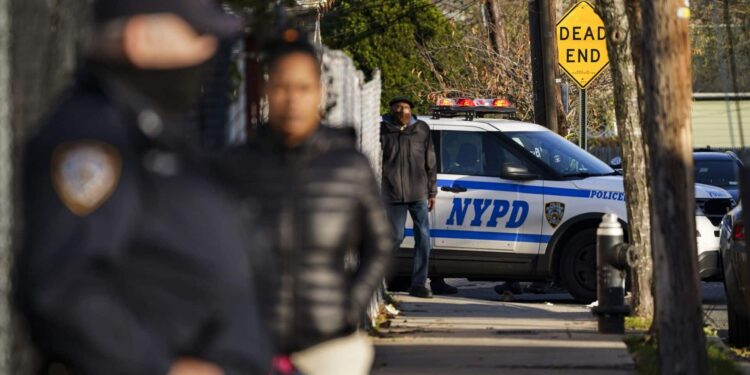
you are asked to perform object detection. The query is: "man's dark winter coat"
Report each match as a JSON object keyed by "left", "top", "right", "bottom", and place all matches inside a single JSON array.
[{"left": 380, "top": 115, "right": 437, "bottom": 203}]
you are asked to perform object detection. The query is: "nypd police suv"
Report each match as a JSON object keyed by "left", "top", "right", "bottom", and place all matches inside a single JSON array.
[{"left": 393, "top": 98, "right": 734, "bottom": 303}]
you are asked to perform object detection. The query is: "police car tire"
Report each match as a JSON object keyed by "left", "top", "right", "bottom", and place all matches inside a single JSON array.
[
  {"left": 561, "top": 229, "right": 597, "bottom": 304},
  {"left": 727, "top": 284, "right": 750, "bottom": 347}
]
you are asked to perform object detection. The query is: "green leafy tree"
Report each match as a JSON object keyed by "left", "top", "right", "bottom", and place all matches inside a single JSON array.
[{"left": 322, "top": 0, "right": 461, "bottom": 113}]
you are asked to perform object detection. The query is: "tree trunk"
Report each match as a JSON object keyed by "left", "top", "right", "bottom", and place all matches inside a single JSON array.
[
  {"left": 639, "top": 1, "right": 707, "bottom": 373},
  {"left": 595, "top": 0, "right": 653, "bottom": 322},
  {"left": 484, "top": 0, "right": 505, "bottom": 54}
]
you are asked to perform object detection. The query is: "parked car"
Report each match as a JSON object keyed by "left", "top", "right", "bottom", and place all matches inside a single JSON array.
[
  {"left": 694, "top": 151, "right": 742, "bottom": 202},
  {"left": 720, "top": 204, "right": 750, "bottom": 346}
]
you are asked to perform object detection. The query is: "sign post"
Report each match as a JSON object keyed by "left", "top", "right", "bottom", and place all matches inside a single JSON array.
[
  {"left": 556, "top": 1, "right": 609, "bottom": 150},
  {"left": 579, "top": 88, "right": 587, "bottom": 149}
]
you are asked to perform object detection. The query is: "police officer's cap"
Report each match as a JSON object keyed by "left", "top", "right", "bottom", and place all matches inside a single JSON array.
[
  {"left": 389, "top": 96, "right": 415, "bottom": 109},
  {"left": 94, "top": 0, "right": 243, "bottom": 39}
]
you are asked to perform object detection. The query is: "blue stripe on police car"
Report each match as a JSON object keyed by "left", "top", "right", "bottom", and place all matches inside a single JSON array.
[
  {"left": 404, "top": 228, "right": 551, "bottom": 244},
  {"left": 438, "top": 179, "right": 624, "bottom": 201}
]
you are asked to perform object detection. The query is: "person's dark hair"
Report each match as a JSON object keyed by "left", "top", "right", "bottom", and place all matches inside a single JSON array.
[{"left": 261, "top": 28, "right": 321, "bottom": 76}]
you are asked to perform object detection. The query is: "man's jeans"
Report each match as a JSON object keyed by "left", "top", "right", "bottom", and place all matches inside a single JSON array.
[{"left": 386, "top": 201, "right": 431, "bottom": 288}]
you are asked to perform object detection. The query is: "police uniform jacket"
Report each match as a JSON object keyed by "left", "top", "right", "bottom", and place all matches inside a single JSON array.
[
  {"left": 14, "top": 67, "right": 271, "bottom": 375},
  {"left": 224, "top": 126, "right": 393, "bottom": 354}
]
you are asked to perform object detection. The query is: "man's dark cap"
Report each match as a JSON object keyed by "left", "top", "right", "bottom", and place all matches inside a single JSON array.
[
  {"left": 94, "top": 0, "right": 243, "bottom": 39},
  {"left": 389, "top": 96, "right": 414, "bottom": 108}
]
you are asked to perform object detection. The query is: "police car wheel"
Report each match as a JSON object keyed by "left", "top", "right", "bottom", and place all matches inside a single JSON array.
[{"left": 561, "top": 229, "right": 597, "bottom": 304}]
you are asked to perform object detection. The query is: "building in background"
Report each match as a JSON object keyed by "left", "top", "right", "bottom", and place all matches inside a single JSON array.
[{"left": 692, "top": 93, "right": 750, "bottom": 149}]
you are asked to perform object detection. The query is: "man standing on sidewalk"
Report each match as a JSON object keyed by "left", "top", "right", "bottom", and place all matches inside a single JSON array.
[{"left": 381, "top": 97, "right": 457, "bottom": 298}]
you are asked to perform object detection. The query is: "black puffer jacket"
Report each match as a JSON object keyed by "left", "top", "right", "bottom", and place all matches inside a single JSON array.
[
  {"left": 380, "top": 115, "right": 437, "bottom": 203},
  {"left": 224, "top": 125, "right": 392, "bottom": 354}
]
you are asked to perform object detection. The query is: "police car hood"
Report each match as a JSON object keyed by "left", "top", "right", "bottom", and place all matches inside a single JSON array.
[
  {"left": 570, "top": 176, "right": 625, "bottom": 193},
  {"left": 571, "top": 176, "right": 732, "bottom": 199},
  {"left": 694, "top": 183, "right": 733, "bottom": 199}
]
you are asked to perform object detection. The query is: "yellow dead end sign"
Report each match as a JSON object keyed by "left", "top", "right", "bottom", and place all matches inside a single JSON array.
[{"left": 557, "top": 1, "right": 609, "bottom": 89}]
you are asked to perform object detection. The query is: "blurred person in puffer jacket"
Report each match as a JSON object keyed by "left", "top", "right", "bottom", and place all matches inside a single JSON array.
[{"left": 223, "top": 28, "right": 392, "bottom": 375}]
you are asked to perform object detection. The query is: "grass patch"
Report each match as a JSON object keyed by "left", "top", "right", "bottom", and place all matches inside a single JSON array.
[
  {"left": 624, "top": 335, "right": 659, "bottom": 375},
  {"left": 704, "top": 326, "right": 719, "bottom": 337},
  {"left": 624, "top": 335, "right": 741, "bottom": 375},
  {"left": 707, "top": 342, "right": 740, "bottom": 375},
  {"left": 625, "top": 317, "right": 652, "bottom": 332}
]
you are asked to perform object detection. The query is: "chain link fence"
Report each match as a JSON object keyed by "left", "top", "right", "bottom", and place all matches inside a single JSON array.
[
  {"left": 321, "top": 49, "right": 382, "bottom": 176},
  {"left": 320, "top": 49, "right": 385, "bottom": 326},
  {"left": 0, "top": 2, "right": 13, "bottom": 372}
]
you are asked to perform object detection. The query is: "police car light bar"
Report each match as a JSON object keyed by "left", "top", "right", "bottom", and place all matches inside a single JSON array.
[{"left": 431, "top": 97, "right": 516, "bottom": 120}]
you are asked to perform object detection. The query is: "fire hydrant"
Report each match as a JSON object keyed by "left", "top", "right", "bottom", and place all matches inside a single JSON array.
[{"left": 591, "top": 213, "right": 632, "bottom": 334}]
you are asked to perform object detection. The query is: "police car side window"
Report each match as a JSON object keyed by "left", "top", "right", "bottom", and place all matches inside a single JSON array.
[
  {"left": 441, "top": 131, "right": 484, "bottom": 175},
  {"left": 440, "top": 131, "right": 526, "bottom": 177}
]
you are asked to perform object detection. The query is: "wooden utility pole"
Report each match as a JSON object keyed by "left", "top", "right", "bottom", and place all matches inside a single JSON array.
[
  {"left": 529, "top": 0, "right": 561, "bottom": 133},
  {"left": 595, "top": 0, "right": 654, "bottom": 321},
  {"left": 528, "top": 0, "right": 547, "bottom": 128},
  {"left": 543, "top": 0, "right": 567, "bottom": 134},
  {"left": 639, "top": 0, "right": 708, "bottom": 373}
]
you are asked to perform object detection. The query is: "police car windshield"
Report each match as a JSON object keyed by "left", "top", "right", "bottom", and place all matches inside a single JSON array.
[{"left": 504, "top": 131, "right": 615, "bottom": 177}]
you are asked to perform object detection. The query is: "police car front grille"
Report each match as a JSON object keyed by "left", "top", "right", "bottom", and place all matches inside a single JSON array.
[{"left": 697, "top": 198, "right": 734, "bottom": 226}]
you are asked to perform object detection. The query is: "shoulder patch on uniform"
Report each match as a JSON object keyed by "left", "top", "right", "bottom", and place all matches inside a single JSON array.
[{"left": 51, "top": 141, "right": 122, "bottom": 216}]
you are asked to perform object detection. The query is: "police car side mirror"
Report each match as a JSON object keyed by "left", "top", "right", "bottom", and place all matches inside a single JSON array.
[{"left": 501, "top": 163, "right": 539, "bottom": 181}]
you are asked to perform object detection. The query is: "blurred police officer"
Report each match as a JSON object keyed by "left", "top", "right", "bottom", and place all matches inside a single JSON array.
[
  {"left": 14, "top": 1, "right": 271, "bottom": 374},
  {"left": 224, "top": 30, "right": 392, "bottom": 375}
]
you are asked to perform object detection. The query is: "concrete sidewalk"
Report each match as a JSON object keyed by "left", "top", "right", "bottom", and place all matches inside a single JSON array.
[{"left": 371, "top": 286, "right": 635, "bottom": 375}]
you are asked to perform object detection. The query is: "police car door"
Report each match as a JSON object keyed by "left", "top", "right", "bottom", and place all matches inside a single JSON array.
[{"left": 433, "top": 129, "right": 544, "bottom": 254}]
